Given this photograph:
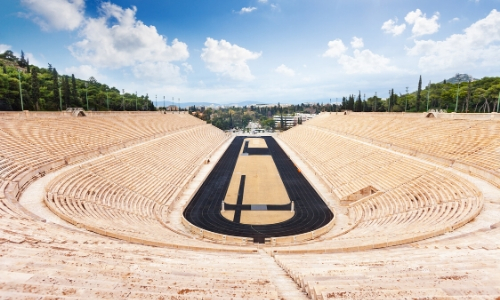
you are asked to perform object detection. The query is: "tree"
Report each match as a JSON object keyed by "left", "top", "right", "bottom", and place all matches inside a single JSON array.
[
  {"left": 52, "top": 68, "right": 60, "bottom": 110},
  {"left": 18, "top": 51, "right": 28, "bottom": 68},
  {"left": 416, "top": 75, "right": 422, "bottom": 112},
  {"left": 31, "top": 67, "right": 40, "bottom": 111},
  {"left": 62, "top": 76, "right": 71, "bottom": 108},
  {"left": 354, "top": 91, "right": 362, "bottom": 112},
  {"left": 71, "top": 74, "right": 79, "bottom": 107},
  {"left": 348, "top": 95, "right": 355, "bottom": 110}
]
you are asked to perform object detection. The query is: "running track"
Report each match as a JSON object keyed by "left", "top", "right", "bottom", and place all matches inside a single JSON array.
[{"left": 183, "top": 136, "right": 333, "bottom": 243}]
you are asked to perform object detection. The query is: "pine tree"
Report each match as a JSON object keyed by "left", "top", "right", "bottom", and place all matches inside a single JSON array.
[
  {"left": 354, "top": 91, "right": 362, "bottom": 112},
  {"left": 63, "top": 76, "right": 71, "bottom": 108},
  {"left": 416, "top": 75, "right": 422, "bottom": 112},
  {"left": 71, "top": 74, "right": 79, "bottom": 107},
  {"left": 19, "top": 50, "right": 28, "bottom": 68},
  {"left": 26, "top": 59, "right": 30, "bottom": 73},
  {"left": 31, "top": 67, "right": 40, "bottom": 111},
  {"left": 348, "top": 94, "right": 355, "bottom": 110},
  {"left": 52, "top": 68, "right": 60, "bottom": 110}
]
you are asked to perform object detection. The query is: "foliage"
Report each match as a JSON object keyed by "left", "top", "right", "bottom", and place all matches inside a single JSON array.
[{"left": 0, "top": 51, "right": 156, "bottom": 111}]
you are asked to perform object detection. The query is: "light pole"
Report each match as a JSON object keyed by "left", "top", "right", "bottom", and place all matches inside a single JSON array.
[
  {"left": 17, "top": 69, "right": 24, "bottom": 111},
  {"left": 122, "top": 89, "right": 125, "bottom": 111},
  {"left": 106, "top": 88, "right": 109, "bottom": 111},
  {"left": 135, "top": 91, "right": 138, "bottom": 111},
  {"left": 405, "top": 87, "right": 408, "bottom": 112},
  {"left": 155, "top": 95, "right": 157, "bottom": 111},
  {"left": 178, "top": 98, "right": 180, "bottom": 114},
  {"left": 85, "top": 82, "right": 89, "bottom": 111},
  {"left": 455, "top": 81, "right": 461, "bottom": 113}
]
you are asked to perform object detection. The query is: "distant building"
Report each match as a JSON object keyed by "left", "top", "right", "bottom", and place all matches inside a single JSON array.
[
  {"left": 446, "top": 73, "right": 475, "bottom": 84},
  {"left": 273, "top": 113, "right": 317, "bottom": 128}
]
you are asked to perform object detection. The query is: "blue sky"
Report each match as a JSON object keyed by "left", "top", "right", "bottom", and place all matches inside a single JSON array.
[{"left": 1, "top": 0, "right": 499, "bottom": 104}]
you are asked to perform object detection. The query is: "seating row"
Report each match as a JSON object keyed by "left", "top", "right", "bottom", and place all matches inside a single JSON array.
[{"left": 277, "top": 124, "right": 482, "bottom": 252}]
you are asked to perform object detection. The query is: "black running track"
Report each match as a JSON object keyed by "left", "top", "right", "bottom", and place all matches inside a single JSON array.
[{"left": 183, "top": 136, "right": 333, "bottom": 243}]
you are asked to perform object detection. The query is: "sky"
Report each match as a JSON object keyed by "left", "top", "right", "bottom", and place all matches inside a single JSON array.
[{"left": 1, "top": 0, "right": 500, "bottom": 104}]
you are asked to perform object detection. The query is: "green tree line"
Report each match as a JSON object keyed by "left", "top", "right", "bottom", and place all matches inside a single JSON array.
[{"left": 0, "top": 50, "right": 156, "bottom": 111}]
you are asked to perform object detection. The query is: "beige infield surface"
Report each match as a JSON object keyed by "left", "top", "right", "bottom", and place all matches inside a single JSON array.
[{"left": 221, "top": 138, "right": 294, "bottom": 225}]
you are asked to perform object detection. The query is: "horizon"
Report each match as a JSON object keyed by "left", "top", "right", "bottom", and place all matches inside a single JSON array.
[{"left": 2, "top": 1, "right": 499, "bottom": 105}]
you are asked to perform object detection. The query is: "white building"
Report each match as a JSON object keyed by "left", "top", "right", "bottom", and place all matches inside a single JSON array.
[{"left": 273, "top": 113, "right": 317, "bottom": 128}]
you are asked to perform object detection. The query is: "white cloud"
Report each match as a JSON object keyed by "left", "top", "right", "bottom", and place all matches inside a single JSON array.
[
  {"left": 201, "top": 38, "right": 261, "bottom": 81},
  {"left": 270, "top": 4, "right": 280, "bottom": 11},
  {"left": 0, "top": 44, "right": 11, "bottom": 53},
  {"left": 24, "top": 52, "right": 41, "bottom": 67},
  {"left": 350, "top": 36, "right": 364, "bottom": 49},
  {"left": 69, "top": 3, "right": 188, "bottom": 82},
  {"left": 258, "top": 0, "right": 268, "bottom": 3},
  {"left": 407, "top": 9, "right": 500, "bottom": 71},
  {"left": 450, "top": 17, "right": 460, "bottom": 23},
  {"left": 338, "top": 49, "right": 396, "bottom": 74},
  {"left": 322, "top": 39, "right": 348, "bottom": 58},
  {"left": 239, "top": 7, "right": 257, "bottom": 14},
  {"left": 64, "top": 65, "right": 105, "bottom": 81},
  {"left": 20, "top": 0, "right": 85, "bottom": 31},
  {"left": 275, "top": 64, "right": 295, "bottom": 76},
  {"left": 381, "top": 18, "right": 406, "bottom": 36},
  {"left": 405, "top": 9, "right": 440, "bottom": 37},
  {"left": 132, "top": 61, "right": 183, "bottom": 84},
  {"left": 182, "top": 62, "right": 193, "bottom": 73}
]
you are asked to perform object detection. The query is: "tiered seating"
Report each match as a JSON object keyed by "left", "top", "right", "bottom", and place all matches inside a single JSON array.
[
  {"left": 0, "top": 215, "right": 280, "bottom": 299},
  {"left": 1, "top": 111, "right": 499, "bottom": 299},
  {"left": 278, "top": 124, "right": 483, "bottom": 251},
  {"left": 274, "top": 245, "right": 500, "bottom": 299},
  {"left": 306, "top": 113, "right": 500, "bottom": 186},
  {"left": 44, "top": 125, "right": 233, "bottom": 250},
  {"left": 0, "top": 113, "right": 289, "bottom": 299}
]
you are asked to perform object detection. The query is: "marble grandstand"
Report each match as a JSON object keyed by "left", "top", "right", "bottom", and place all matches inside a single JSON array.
[{"left": 0, "top": 110, "right": 499, "bottom": 299}]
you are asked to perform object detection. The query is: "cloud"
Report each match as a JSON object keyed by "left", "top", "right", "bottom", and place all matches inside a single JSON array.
[
  {"left": 405, "top": 9, "right": 440, "bottom": 37},
  {"left": 350, "top": 36, "right": 364, "bottom": 49},
  {"left": 239, "top": 7, "right": 257, "bottom": 14},
  {"left": 64, "top": 65, "right": 105, "bottom": 81},
  {"left": 322, "top": 39, "right": 348, "bottom": 58},
  {"left": 132, "top": 61, "right": 184, "bottom": 84},
  {"left": 338, "top": 49, "right": 396, "bottom": 74},
  {"left": 275, "top": 64, "right": 295, "bottom": 76},
  {"left": 20, "top": 0, "right": 85, "bottom": 31},
  {"left": 182, "top": 62, "right": 193, "bottom": 73},
  {"left": 69, "top": 3, "right": 188, "bottom": 82},
  {"left": 258, "top": 0, "right": 268, "bottom": 3},
  {"left": 24, "top": 52, "right": 41, "bottom": 67},
  {"left": 201, "top": 38, "right": 261, "bottom": 81},
  {"left": 381, "top": 18, "right": 406, "bottom": 36},
  {"left": 406, "top": 9, "right": 500, "bottom": 71},
  {"left": 0, "top": 44, "right": 11, "bottom": 53}
]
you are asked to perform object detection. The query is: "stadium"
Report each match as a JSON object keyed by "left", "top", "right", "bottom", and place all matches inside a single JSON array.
[{"left": 0, "top": 110, "right": 499, "bottom": 299}]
